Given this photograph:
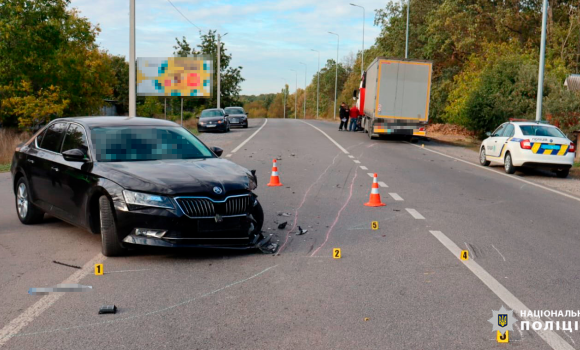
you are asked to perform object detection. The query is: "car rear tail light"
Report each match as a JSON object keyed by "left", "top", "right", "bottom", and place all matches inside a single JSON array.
[
  {"left": 419, "top": 127, "right": 425, "bottom": 131},
  {"left": 520, "top": 139, "right": 532, "bottom": 149},
  {"left": 570, "top": 142, "right": 576, "bottom": 153}
]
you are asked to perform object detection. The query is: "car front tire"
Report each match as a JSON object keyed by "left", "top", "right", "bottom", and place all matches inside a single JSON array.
[
  {"left": 504, "top": 152, "right": 516, "bottom": 174},
  {"left": 250, "top": 201, "right": 264, "bottom": 236},
  {"left": 480, "top": 147, "right": 491, "bottom": 166},
  {"left": 555, "top": 169, "right": 570, "bottom": 178},
  {"left": 99, "top": 195, "right": 126, "bottom": 257},
  {"left": 15, "top": 177, "right": 44, "bottom": 224}
]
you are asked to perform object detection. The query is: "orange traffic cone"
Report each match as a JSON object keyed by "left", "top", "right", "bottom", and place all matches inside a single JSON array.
[
  {"left": 267, "top": 159, "right": 283, "bottom": 187},
  {"left": 364, "top": 173, "right": 386, "bottom": 207}
]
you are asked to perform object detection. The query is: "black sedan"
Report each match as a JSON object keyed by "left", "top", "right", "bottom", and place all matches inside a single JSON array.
[
  {"left": 197, "top": 108, "right": 230, "bottom": 132},
  {"left": 224, "top": 107, "right": 248, "bottom": 128},
  {"left": 11, "top": 117, "right": 266, "bottom": 256}
]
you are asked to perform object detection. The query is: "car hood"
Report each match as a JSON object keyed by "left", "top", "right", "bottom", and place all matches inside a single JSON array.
[
  {"left": 94, "top": 158, "right": 256, "bottom": 196},
  {"left": 199, "top": 117, "right": 224, "bottom": 122}
]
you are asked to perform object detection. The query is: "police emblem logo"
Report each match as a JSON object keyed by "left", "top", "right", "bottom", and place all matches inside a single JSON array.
[
  {"left": 498, "top": 314, "right": 508, "bottom": 328},
  {"left": 488, "top": 306, "right": 515, "bottom": 335}
]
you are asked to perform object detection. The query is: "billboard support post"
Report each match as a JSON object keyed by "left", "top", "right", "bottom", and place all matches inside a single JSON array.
[
  {"left": 181, "top": 97, "right": 183, "bottom": 126},
  {"left": 164, "top": 98, "right": 167, "bottom": 119},
  {"left": 129, "top": 0, "right": 136, "bottom": 116}
]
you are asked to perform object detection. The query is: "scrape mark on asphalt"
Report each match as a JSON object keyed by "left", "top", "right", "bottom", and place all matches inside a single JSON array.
[
  {"left": 310, "top": 168, "right": 359, "bottom": 257},
  {"left": 277, "top": 153, "right": 341, "bottom": 254},
  {"left": 0, "top": 265, "right": 278, "bottom": 341}
]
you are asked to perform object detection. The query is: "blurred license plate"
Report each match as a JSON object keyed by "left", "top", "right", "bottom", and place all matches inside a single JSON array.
[
  {"left": 541, "top": 144, "right": 560, "bottom": 150},
  {"left": 206, "top": 125, "right": 216, "bottom": 127},
  {"left": 231, "top": 118, "right": 239, "bottom": 123}
]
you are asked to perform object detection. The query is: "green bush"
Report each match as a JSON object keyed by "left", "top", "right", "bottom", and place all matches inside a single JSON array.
[{"left": 137, "top": 97, "right": 162, "bottom": 117}]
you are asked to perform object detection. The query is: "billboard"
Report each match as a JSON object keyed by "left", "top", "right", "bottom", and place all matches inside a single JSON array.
[{"left": 137, "top": 57, "right": 213, "bottom": 97}]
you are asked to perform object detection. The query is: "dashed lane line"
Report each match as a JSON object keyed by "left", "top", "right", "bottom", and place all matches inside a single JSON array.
[
  {"left": 301, "top": 121, "right": 349, "bottom": 154},
  {"left": 348, "top": 155, "right": 355, "bottom": 158},
  {"left": 405, "top": 208, "right": 425, "bottom": 220},
  {"left": 353, "top": 160, "right": 361, "bottom": 164},
  {"left": 378, "top": 181, "right": 388, "bottom": 188},
  {"left": 367, "top": 173, "right": 374, "bottom": 178},
  {"left": 360, "top": 166, "right": 368, "bottom": 170},
  {"left": 429, "top": 230, "right": 574, "bottom": 350},
  {"left": 389, "top": 193, "right": 403, "bottom": 201}
]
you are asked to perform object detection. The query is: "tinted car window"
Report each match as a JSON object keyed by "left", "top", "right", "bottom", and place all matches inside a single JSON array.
[
  {"left": 91, "top": 126, "right": 214, "bottom": 162},
  {"left": 200, "top": 110, "right": 224, "bottom": 118},
  {"left": 40, "top": 122, "right": 67, "bottom": 153},
  {"left": 503, "top": 124, "right": 515, "bottom": 137},
  {"left": 62, "top": 124, "right": 89, "bottom": 156},
  {"left": 36, "top": 128, "right": 47, "bottom": 147},
  {"left": 520, "top": 125, "right": 566, "bottom": 138},
  {"left": 492, "top": 124, "right": 505, "bottom": 137},
  {"left": 225, "top": 108, "right": 244, "bottom": 114}
]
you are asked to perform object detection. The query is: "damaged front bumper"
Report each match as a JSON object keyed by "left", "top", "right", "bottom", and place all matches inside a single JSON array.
[{"left": 122, "top": 230, "right": 271, "bottom": 250}]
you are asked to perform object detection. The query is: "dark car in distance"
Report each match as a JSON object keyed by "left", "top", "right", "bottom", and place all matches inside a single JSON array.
[
  {"left": 11, "top": 117, "right": 266, "bottom": 256},
  {"left": 224, "top": 107, "right": 248, "bottom": 128},
  {"left": 197, "top": 108, "right": 230, "bottom": 132}
]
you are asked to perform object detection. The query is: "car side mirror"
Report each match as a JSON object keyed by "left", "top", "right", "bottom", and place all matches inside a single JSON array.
[
  {"left": 224, "top": 114, "right": 229, "bottom": 117},
  {"left": 211, "top": 147, "right": 223, "bottom": 157},
  {"left": 246, "top": 112, "right": 249, "bottom": 117},
  {"left": 62, "top": 148, "right": 87, "bottom": 162},
  {"left": 486, "top": 131, "right": 492, "bottom": 137}
]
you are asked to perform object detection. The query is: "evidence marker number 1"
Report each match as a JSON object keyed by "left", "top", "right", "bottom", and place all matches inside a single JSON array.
[{"left": 95, "top": 264, "right": 103, "bottom": 276}]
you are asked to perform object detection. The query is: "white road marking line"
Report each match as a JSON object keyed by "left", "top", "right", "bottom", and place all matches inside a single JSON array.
[
  {"left": 464, "top": 242, "right": 472, "bottom": 259},
  {"left": 0, "top": 253, "right": 106, "bottom": 347},
  {"left": 408, "top": 142, "right": 580, "bottom": 203},
  {"left": 405, "top": 208, "right": 425, "bottom": 220},
  {"left": 378, "top": 181, "right": 388, "bottom": 188},
  {"left": 389, "top": 193, "right": 403, "bottom": 201},
  {"left": 104, "top": 269, "right": 151, "bottom": 274},
  {"left": 2, "top": 265, "right": 278, "bottom": 341},
  {"left": 225, "top": 154, "right": 232, "bottom": 158},
  {"left": 491, "top": 244, "right": 506, "bottom": 262},
  {"left": 231, "top": 119, "right": 268, "bottom": 153},
  {"left": 429, "top": 230, "right": 574, "bottom": 350},
  {"left": 360, "top": 166, "right": 368, "bottom": 170},
  {"left": 348, "top": 155, "right": 355, "bottom": 158},
  {"left": 301, "top": 121, "right": 349, "bottom": 154},
  {"left": 353, "top": 160, "right": 361, "bottom": 164},
  {"left": 367, "top": 173, "right": 374, "bottom": 178}
]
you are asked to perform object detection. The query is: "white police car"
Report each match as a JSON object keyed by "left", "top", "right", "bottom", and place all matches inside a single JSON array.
[{"left": 479, "top": 121, "right": 576, "bottom": 178}]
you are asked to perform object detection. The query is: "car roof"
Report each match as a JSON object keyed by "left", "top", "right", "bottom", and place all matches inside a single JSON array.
[
  {"left": 224, "top": 106, "right": 243, "bottom": 109},
  {"left": 202, "top": 108, "right": 223, "bottom": 111},
  {"left": 55, "top": 116, "right": 179, "bottom": 128},
  {"left": 510, "top": 121, "right": 557, "bottom": 127}
]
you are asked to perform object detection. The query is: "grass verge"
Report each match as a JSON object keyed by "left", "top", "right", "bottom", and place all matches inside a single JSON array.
[{"left": 0, "top": 163, "right": 11, "bottom": 173}]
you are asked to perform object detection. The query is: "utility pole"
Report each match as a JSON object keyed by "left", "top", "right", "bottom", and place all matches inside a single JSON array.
[
  {"left": 535, "top": 0, "right": 548, "bottom": 121},
  {"left": 290, "top": 69, "right": 298, "bottom": 119},
  {"left": 405, "top": 0, "right": 410, "bottom": 59},
  {"left": 129, "top": 0, "right": 136, "bottom": 116},
  {"left": 217, "top": 33, "right": 221, "bottom": 109},
  {"left": 311, "top": 49, "right": 320, "bottom": 119},
  {"left": 329, "top": 32, "right": 339, "bottom": 120},
  {"left": 299, "top": 62, "right": 307, "bottom": 119}
]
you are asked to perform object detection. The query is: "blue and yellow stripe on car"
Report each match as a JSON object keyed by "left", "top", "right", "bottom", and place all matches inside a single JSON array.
[{"left": 530, "top": 143, "right": 568, "bottom": 156}]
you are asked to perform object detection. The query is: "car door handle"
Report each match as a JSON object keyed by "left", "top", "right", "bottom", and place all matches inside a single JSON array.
[
  {"left": 27, "top": 159, "right": 34, "bottom": 164},
  {"left": 51, "top": 166, "right": 59, "bottom": 172}
]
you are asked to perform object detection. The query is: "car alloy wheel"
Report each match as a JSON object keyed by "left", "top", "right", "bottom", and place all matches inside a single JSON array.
[
  {"left": 504, "top": 153, "right": 516, "bottom": 174},
  {"left": 480, "top": 148, "right": 490, "bottom": 166},
  {"left": 17, "top": 183, "right": 28, "bottom": 219}
]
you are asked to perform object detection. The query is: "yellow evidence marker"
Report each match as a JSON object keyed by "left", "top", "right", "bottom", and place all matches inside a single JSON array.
[
  {"left": 95, "top": 263, "right": 104, "bottom": 276},
  {"left": 497, "top": 331, "right": 509, "bottom": 343},
  {"left": 371, "top": 221, "right": 379, "bottom": 230},
  {"left": 460, "top": 250, "right": 469, "bottom": 261},
  {"left": 333, "top": 248, "right": 341, "bottom": 259}
]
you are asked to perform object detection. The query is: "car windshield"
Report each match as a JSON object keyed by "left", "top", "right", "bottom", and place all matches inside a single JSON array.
[
  {"left": 91, "top": 126, "right": 214, "bottom": 162},
  {"left": 519, "top": 125, "right": 566, "bottom": 138},
  {"left": 225, "top": 108, "right": 244, "bottom": 114},
  {"left": 200, "top": 110, "right": 224, "bottom": 118}
]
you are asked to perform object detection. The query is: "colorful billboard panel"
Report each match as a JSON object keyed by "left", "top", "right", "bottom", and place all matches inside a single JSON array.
[{"left": 137, "top": 57, "right": 213, "bottom": 97}]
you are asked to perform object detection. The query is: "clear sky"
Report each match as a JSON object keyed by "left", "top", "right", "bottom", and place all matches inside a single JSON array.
[{"left": 69, "top": 0, "right": 388, "bottom": 95}]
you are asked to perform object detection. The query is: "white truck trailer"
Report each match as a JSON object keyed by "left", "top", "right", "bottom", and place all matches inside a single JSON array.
[{"left": 354, "top": 57, "right": 433, "bottom": 140}]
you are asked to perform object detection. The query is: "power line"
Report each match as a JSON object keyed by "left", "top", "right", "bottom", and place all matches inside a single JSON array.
[{"left": 166, "top": 0, "right": 201, "bottom": 31}]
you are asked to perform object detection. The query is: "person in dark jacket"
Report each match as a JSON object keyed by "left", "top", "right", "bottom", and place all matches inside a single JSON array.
[
  {"left": 339, "top": 102, "right": 349, "bottom": 131},
  {"left": 349, "top": 103, "right": 360, "bottom": 131}
]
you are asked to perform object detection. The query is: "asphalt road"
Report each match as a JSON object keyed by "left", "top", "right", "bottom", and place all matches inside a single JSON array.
[{"left": 1, "top": 118, "right": 580, "bottom": 349}]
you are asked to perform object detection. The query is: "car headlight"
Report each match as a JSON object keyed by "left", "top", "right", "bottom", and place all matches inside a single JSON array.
[
  {"left": 123, "top": 190, "right": 174, "bottom": 209},
  {"left": 217, "top": 119, "right": 223, "bottom": 124},
  {"left": 199, "top": 121, "right": 205, "bottom": 125}
]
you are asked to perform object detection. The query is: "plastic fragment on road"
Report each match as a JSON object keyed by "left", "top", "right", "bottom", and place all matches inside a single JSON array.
[
  {"left": 99, "top": 305, "right": 117, "bottom": 314},
  {"left": 278, "top": 222, "right": 287, "bottom": 229},
  {"left": 297, "top": 226, "right": 308, "bottom": 235}
]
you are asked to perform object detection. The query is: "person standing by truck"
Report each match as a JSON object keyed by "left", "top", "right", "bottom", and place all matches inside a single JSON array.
[
  {"left": 349, "top": 103, "right": 360, "bottom": 132},
  {"left": 339, "top": 102, "right": 349, "bottom": 131}
]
